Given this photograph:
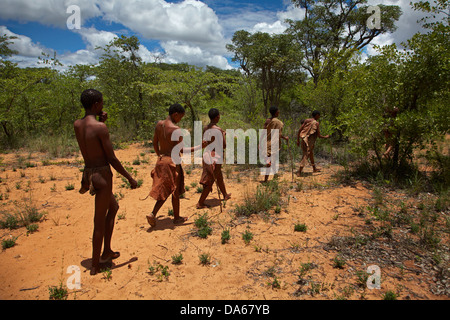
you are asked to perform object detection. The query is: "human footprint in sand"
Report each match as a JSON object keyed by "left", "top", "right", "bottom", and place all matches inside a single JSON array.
[
  {"left": 146, "top": 104, "right": 205, "bottom": 227},
  {"left": 74, "top": 89, "right": 137, "bottom": 275}
]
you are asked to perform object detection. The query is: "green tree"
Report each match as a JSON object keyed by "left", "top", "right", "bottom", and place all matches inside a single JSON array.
[
  {"left": 287, "top": 0, "right": 401, "bottom": 85},
  {"left": 227, "top": 31, "right": 304, "bottom": 114},
  {"left": 337, "top": 6, "right": 449, "bottom": 172}
]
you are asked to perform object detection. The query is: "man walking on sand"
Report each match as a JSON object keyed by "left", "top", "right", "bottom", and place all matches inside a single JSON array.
[
  {"left": 296, "top": 110, "right": 329, "bottom": 176},
  {"left": 74, "top": 89, "right": 137, "bottom": 276},
  {"left": 146, "top": 103, "right": 204, "bottom": 227},
  {"left": 263, "top": 106, "right": 289, "bottom": 182},
  {"left": 196, "top": 108, "right": 231, "bottom": 209}
]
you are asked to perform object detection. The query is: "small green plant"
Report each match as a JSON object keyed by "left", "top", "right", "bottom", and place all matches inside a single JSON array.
[
  {"left": 372, "top": 186, "right": 384, "bottom": 207},
  {"left": 65, "top": 183, "right": 75, "bottom": 191},
  {"left": 132, "top": 157, "right": 141, "bottom": 165},
  {"left": 356, "top": 270, "right": 369, "bottom": 288},
  {"left": 197, "top": 225, "right": 212, "bottom": 238},
  {"left": 101, "top": 268, "right": 112, "bottom": 281},
  {"left": 242, "top": 229, "right": 253, "bottom": 244},
  {"left": 235, "top": 182, "right": 281, "bottom": 217},
  {"left": 268, "top": 277, "right": 281, "bottom": 289},
  {"left": 221, "top": 229, "right": 231, "bottom": 244},
  {"left": 171, "top": 253, "right": 183, "bottom": 265},
  {"left": 196, "top": 186, "right": 203, "bottom": 193},
  {"left": 0, "top": 213, "right": 19, "bottom": 230},
  {"left": 274, "top": 206, "right": 281, "bottom": 214},
  {"left": 147, "top": 261, "right": 170, "bottom": 280},
  {"left": 298, "top": 262, "right": 315, "bottom": 280},
  {"left": 48, "top": 283, "right": 68, "bottom": 300},
  {"left": 194, "top": 213, "right": 212, "bottom": 238},
  {"left": 1, "top": 236, "right": 18, "bottom": 249},
  {"left": 294, "top": 223, "right": 307, "bottom": 232},
  {"left": 199, "top": 253, "right": 211, "bottom": 265},
  {"left": 19, "top": 204, "right": 43, "bottom": 226},
  {"left": 26, "top": 224, "right": 39, "bottom": 234},
  {"left": 168, "top": 208, "right": 174, "bottom": 216},
  {"left": 382, "top": 290, "right": 398, "bottom": 300},
  {"left": 190, "top": 182, "right": 198, "bottom": 188},
  {"left": 333, "top": 256, "right": 346, "bottom": 269}
]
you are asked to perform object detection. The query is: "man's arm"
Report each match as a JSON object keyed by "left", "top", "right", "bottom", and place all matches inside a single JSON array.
[
  {"left": 316, "top": 123, "right": 330, "bottom": 139},
  {"left": 98, "top": 124, "right": 137, "bottom": 188},
  {"left": 280, "top": 127, "right": 289, "bottom": 142}
]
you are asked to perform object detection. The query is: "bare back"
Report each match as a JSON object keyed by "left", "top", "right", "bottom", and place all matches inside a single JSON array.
[
  {"left": 74, "top": 116, "right": 109, "bottom": 168},
  {"left": 153, "top": 118, "right": 182, "bottom": 156}
]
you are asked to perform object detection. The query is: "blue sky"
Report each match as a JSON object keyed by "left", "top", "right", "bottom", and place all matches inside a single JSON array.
[{"left": 0, "top": 0, "right": 434, "bottom": 70}]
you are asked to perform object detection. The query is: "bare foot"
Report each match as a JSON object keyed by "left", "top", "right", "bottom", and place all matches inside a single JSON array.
[
  {"left": 100, "top": 251, "right": 120, "bottom": 263},
  {"left": 295, "top": 169, "right": 303, "bottom": 177},
  {"left": 223, "top": 193, "right": 232, "bottom": 201},
  {"left": 313, "top": 167, "right": 321, "bottom": 172},
  {"left": 196, "top": 203, "right": 210, "bottom": 209},
  {"left": 146, "top": 214, "right": 156, "bottom": 227},
  {"left": 173, "top": 216, "right": 188, "bottom": 224},
  {"left": 90, "top": 265, "right": 100, "bottom": 276}
]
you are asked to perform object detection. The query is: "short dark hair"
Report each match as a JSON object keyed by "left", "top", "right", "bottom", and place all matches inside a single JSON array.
[
  {"left": 208, "top": 108, "right": 220, "bottom": 120},
  {"left": 312, "top": 110, "right": 320, "bottom": 117},
  {"left": 80, "top": 89, "right": 102, "bottom": 110},
  {"left": 269, "top": 106, "right": 279, "bottom": 117},
  {"left": 169, "top": 103, "right": 185, "bottom": 115}
]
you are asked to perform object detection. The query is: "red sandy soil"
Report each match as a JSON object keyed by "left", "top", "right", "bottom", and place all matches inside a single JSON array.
[{"left": 0, "top": 143, "right": 448, "bottom": 300}]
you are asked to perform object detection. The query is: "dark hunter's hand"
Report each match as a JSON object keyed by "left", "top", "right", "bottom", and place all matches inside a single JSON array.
[{"left": 129, "top": 178, "right": 138, "bottom": 189}]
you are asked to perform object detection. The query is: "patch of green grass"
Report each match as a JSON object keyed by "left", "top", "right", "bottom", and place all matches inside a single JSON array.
[
  {"left": 65, "top": 183, "right": 75, "bottom": 191},
  {"left": 382, "top": 290, "right": 398, "bottom": 300},
  {"left": 26, "top": 224, "right": 39, "bottom": 234},
  {"left": 242, "top": 229, "right": 253, "bottom": 244},
  {"left": 1, "top": 236, "right": 18, "bottom": 249},
  {"left": 333, "top": 256, "right": 346, "bottom": 269},
  {"left": 221, "top": 229, "right": 231, "bottom": 244},
  {"left": 294, "top": 223, "right": 307, "bottom": 232},
  {"left": 101, "top": 268, "right": 112, "bottom": 281},
  {"left": 199, "top": 253, "right": 211, "bottom": 265},
  {"left": 171, "top": 253, "right": 183, "bottom": 265},
  {"left": 0, "top": 213, "right": 19, "bottom": 230},
  {"left": 235, "top": 181, "right": 281, "bottom": 217},
  {"left": 194, "top": 213, "right": 212, "bottom": 239},
  {"left": 48, "top": 283, "right": 68, "bottom": 300}
]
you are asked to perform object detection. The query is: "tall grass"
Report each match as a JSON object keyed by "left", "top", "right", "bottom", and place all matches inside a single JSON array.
[{"left": 235, "top": 180, "right": 281, "bottom": 217}]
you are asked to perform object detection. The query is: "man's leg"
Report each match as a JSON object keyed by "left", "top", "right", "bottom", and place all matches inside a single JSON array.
[
  {"left": 215, "top": 165, "right": 231, "bottom": 200},
  {"left": 197, "top": 184, "right": 212, "bottom": 208},
  {"left": 296, "top": 141, "right": 308, "bottom": 176},
  {"left": 309, "top": 145, "right": 320, "bottom": 172},
  {"left": 101, "top": 194, "right": 120, "bottom": 262},
  {"left": 172, "top": 190, "right": 187, "bottom": 224},
  {"left": 91, "top": 176, "right": 112, "bottom": 275},
  {"left": 147, "top": 200, "right": 165, "bottom": 227}
]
